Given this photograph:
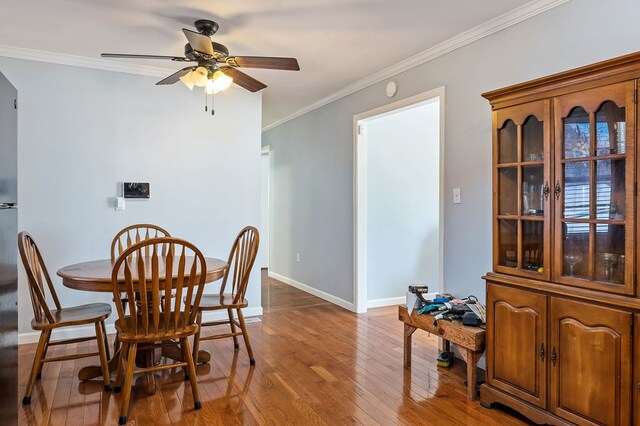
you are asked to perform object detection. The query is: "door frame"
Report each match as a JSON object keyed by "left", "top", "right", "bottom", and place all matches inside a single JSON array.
[
  {"left": 261, "top": 145, "right": 271, "bottom": 270},
  {"left": 353, "top": 86, "right": 446, "bottom": 313}
]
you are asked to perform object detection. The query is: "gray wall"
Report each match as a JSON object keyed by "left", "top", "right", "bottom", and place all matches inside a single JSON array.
[
  {"left": 0, "top": 58, "right": 263, "bottom": 337},
  {"left": 262, "top": 0, "right": 640, "bottom": 304},
  {"left": 366, "top": 102, "right": 440, "bottom": 301}
]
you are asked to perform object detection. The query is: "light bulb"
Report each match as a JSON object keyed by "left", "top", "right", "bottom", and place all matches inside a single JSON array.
[
  {"left": 179, "top": 72, "right": 195, "bottom": 90},
  {"left": 191, "top": 67, "right": 208, "bottom": 87}
]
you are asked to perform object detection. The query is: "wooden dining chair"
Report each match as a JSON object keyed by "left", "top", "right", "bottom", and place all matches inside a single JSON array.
[
  {"left": 192, "top": 226, "right": 259, "bottom": 365},
  {"left": 110, "top": 224, "right": 171, "bottom": 352},
  {"left": 18, "top": 232, "right": 112, "bottom": 405},
  {"left": 111, "top": 237, "right": 206, "bottom": 425},
  {"left": 110, "top": 224, "right": 171, "bottom": 261}
]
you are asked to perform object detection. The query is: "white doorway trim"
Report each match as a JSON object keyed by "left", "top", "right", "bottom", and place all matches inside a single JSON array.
[
  {"left": 352, "top": 87, "right": 446, "bottom": 313},
  {"left": 261, "top": 145, "right": 271, "bottom": 270}
]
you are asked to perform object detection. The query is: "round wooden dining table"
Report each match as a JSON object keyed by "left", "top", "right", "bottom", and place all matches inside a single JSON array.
[{"left": 57, "top": 256, "right": 227, "bottom": 393}]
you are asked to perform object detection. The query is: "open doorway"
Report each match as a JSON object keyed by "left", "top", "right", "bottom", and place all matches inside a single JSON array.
[{"left": 353, "top": 87, "right": 444, "bottom": 313}]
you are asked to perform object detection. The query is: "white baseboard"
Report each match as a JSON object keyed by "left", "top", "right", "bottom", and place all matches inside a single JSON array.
[
  {"left": 18, "top": 307, "right": 263, "bottom": 346},
  {"left": 268, "top": 271, "right": 355, "bottom": 312},
  {"left": 200, "top": 307, "right": 263, "bottom": 323},
  {"left": 367, "top": 296, "right": 405, "bottom": 309}
]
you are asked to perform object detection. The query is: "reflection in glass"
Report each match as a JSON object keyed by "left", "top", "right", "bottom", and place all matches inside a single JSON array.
[
  {"left": 499, "top": 120, "right": 517, "bottom": 164},
  {"left": 595, "top": 101, "right": 626, "bottom": 156},
  {"left": 521, "top": 220, "right": 543, "bottom": 272},
  {"left": 596, "top": 159, "right": 625, "bottom": 220},
  {"left": 499, "top": 168, "right": 517, "bottom": 215},
  {"left": 563, "top": 222, "right": 589, "bottom": 279},
  {"left": 498, "top": 220, "right": 517, "bottom": 268},
  {"left": 522, "top": 166, "right": 544, "bottom": 216},
  {"left": 595, "top": 224, "right": 625, "bottom": 283},
  {"left": 522, "top": 116, "right": 543, "bottom": 162},
  {"left": 563, "top": 161, "right": 590, "bottom": 219},
  {"left": 564, "top": 107, "right": 590, "bottom": 159}
]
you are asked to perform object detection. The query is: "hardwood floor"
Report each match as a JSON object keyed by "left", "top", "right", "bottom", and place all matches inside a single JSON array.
[{"left": 17, "top": 271, "right": 529, "bottom": 425}]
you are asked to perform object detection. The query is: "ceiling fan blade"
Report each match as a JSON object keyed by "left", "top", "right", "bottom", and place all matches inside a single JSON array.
[
  {"left": 156, "top": 67, "right": 195, "bottom": 85},
  {"left": 101, "top": 53, "right": 190, "bottom": 62},
  {"left": 221, "top": 67, "right": 267, "bottom": 92},
  {"left": 227, "top": 56, "right": 299, "bottom": 71},
  {"left": 182, "top": 29, "right": 214, "bottom": 56}
]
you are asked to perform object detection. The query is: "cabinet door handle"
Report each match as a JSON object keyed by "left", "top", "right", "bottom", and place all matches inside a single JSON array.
[
  {"left": 551, "top": 347, "right": 557, "bottom": 366},
  {"left": 539, "top": 343, "right": 545, "bottom": 361},
  {"left": 543, "top": 182, "right": 550, "bottom": 200},
  {"left": 554, "top": 182, "right": 561, "bottom": 200}
]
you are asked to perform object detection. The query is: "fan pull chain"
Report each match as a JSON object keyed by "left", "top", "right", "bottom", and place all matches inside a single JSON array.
[
  {"left": 204, "top": 90, "right": 208, "bottom": 112},
  {"left": 211, "top": 90, "right": 215, "bottom": 115}
]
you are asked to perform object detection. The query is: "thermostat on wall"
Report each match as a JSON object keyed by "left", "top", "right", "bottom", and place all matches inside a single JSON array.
[{"left": 123, "top": 182, "right": 150, "bottom": 199}]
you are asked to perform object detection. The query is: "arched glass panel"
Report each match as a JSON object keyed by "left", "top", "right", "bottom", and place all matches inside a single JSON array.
[
  {"left": 522, "top": 115, "right": 543, "bottom": 162},
  {"left": 498, "top": 120, "right": 517, "bottom": 164},
  {"left": 595, "top": 101, "right": 625, "bottom": 156},
  {"left": 563, "top": 107, "right": 590, "bottom": 159}
]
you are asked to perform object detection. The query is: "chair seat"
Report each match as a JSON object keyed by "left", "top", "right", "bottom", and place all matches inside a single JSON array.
[
  {"left": 32, "top": 303, "right": 111, "bottom": 330},
  {"left": 196, "top": 293, "right": 248, "bottom": 310},
  {"left": 115, "top": 314, "right": 199, "bottom": 343}
]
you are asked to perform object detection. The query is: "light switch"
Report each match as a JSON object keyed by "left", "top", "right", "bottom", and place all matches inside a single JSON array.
[
  {"left": 115, "top": 197, "right": 126, "bottom": 211},
  {"left": 453, "top": 188, "right": 461, "bottom": 204}
]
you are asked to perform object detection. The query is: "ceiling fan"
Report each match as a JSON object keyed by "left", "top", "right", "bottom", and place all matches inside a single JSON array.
[{"left": 102, "top": 19, "right": 299, "bottom": 113}]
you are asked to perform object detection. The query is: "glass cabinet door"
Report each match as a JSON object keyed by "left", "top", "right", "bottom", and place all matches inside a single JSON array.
[
  {"left": 494, "top": 100, "right": 551, "bottom": 281},
  {"left": 554, "top": 81, "right": 635, "bottom": 295}
]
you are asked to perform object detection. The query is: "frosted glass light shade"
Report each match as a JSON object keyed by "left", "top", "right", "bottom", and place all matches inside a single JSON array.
[
  {"left": 179, "top": 73, "right": 195, "bottom": 90},
  {"left": 191, "top": 67, "right": 209, "bottom": 87},
  {"left": 214, "top": 70, "right": 233, "bottom": 91},
  {"left": 205, "top": 70, "right": 234, "bottom": 94}
]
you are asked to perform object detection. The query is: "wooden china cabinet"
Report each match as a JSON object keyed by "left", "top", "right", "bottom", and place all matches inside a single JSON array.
[{"left": 481, "top": 52, "right": 640, "bottom": 426}]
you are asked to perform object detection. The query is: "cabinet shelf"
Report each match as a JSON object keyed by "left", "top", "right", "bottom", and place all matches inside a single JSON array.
[{"left": 561, "top": 153, "right": 626, "bottom": 162}]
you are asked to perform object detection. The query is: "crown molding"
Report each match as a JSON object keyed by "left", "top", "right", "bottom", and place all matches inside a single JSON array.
[
  {"left": 261, "top": 0, "right": 570, "bottom": 132},
  {"left": 0, "top": 45, "right": 172, "bottom": 78}
]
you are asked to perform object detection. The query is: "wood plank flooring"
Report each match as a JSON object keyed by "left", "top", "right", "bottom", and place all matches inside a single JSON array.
[{"left": 17, "top": 271, "right": 529, "bottom": 425}]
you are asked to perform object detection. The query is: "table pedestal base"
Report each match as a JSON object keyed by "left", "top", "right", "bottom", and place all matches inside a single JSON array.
[{"left": 78, "top": 344, "right": 211, "bottom": 395}]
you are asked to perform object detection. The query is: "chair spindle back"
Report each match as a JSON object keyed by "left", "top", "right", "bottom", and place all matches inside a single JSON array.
[
  {"left": 18, "top": 232, "right": 62, "bottom": 325},
  {"left": 220, "top": 226, "right": 259, "bottom": 304},
  {"left": 110, "top": 224, "right": 171, "bottom": 261},
  {"left": 111, "top": 237, "right": 207, "bottom": 336}
]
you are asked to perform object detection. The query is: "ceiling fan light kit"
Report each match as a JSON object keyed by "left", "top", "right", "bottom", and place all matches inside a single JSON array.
[{"left": 101, "top": 19, "right": 300, "bottom": 116}]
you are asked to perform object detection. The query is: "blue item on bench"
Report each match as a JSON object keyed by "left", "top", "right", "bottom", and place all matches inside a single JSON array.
[{"left": 417, "top": 303, "right": 444, "bottom": 315}]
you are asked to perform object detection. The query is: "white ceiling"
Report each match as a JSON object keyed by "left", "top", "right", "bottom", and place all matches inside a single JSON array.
[{"left": 0, "top": 0, "right": 538, "bottom": 127}]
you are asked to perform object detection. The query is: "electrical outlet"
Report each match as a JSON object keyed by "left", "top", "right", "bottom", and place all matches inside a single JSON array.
[{"left": 296, "top": 253, "right": 300, "bottom": 262}]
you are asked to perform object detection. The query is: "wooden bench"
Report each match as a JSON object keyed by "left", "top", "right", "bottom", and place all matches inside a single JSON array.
[{"left": 398, "top": 305, "right": 486, "bottom": 401}]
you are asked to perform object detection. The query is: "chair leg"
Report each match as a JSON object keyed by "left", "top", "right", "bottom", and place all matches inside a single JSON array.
[
  {"left": 119, "top": 343, "right": 137, "bottom": 425},
  {"left": 228, "top": 308, "right": 239, "bottom": 350},
  {"left": 181, "top": 338, "right": 201, "bottom": 410},
  {"left": 95, "top": 322, "right": 112, "bottom": 391},
  {"left": 192, "top": 310, "right": 202, "bottom": 365},
  {"left": 114, "top": 342, "right": 129, "bottom": 393},
  {"left": 181, "top": 337, "right": 190, "bottom": 379},
  {"left": 114, "top": 298, "right": 128, "bottom": 354},
  {"left": 23, "top": 329, "right": 51, "bottom": 404},
  {"left": 100, "top": 320, "right": 111, "bottom": 361},
  {"left": 236, "top": 308, "right": 255, "bottom": 365},
  {"left": 113, "top": 333, "right": 121, "bottom": 356},
  {"left": 36, "top": 331, "right": 52, "bottom": 379}
]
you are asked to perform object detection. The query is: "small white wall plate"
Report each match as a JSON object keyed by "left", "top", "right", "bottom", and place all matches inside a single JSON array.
[{"left": 386, "top": 81, "right": 397, "bottom": 98}]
